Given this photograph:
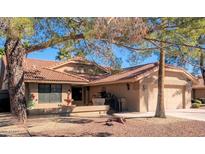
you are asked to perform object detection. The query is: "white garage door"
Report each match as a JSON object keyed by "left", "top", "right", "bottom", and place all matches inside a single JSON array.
[
  {"left": 164, "top": 86, "right": 184, "bottom": 110},
  {"left": 149, "top": 86, "right": 184, "bottom": 111}
]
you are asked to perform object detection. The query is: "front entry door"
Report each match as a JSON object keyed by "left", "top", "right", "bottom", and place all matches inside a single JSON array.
[{"left": 72, "top": 87, "right": 83, "bottom": 106}]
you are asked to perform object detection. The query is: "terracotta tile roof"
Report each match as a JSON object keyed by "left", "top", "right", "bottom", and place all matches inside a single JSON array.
[
  {"left": 24, "top": 58, "right": 59, "bottom": 69},
  {"left": 24, "top": 58, "right": 88, "bottom": 83},
  {"left": 47, "top": 57, "right": 84, "bottom": 67},
  {"left": 2, "top": 57, "right": 197, "bottom": 85},
  {"left": 90, "top": 62, "right": 197, "bottom": 85},
  {"left": 47, "top": 57, "right": 110, "bottom": 73},
  {"left": 90, "top": 63, "right": 158, "bottom": 85}
]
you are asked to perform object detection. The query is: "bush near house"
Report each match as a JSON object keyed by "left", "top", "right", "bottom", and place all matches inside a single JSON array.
[
  {"left": 193, "top": 99, "right": 202, "bottom": 104},
  {"left": 27, "top": 94, "right": 35, "bottom": 109},
  {"left": 191, "top": 99, "right": 202, "bottom": 108},
  {"left": 191, "top": 103, "right": 201, "bottom": 108}
]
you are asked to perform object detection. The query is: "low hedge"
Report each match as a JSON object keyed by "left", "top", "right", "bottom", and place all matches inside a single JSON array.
[
  {"left": 193, "top": 99, "right": 202, "bottom": 104},
  {"left": 191, "top": 103, "right": 201, "bottom": 108}
]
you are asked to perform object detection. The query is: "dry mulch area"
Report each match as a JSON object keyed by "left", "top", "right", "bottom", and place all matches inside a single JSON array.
[{"left": 1, "top": 113, "right": 205, "bottom": 137}]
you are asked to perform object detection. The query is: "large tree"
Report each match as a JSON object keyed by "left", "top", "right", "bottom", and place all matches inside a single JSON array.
[
  {"left": 0, "top": 17, "right": 147, "bottom": 122},
  {"left": 118, "top": 18, "right": 205, "bottom": 117}
]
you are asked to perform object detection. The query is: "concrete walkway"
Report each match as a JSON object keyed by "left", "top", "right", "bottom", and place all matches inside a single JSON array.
[
  {"left": 113, "top": 109, "right": 205, "bottom": 122},
  {"left": 114, "top": 112, "right": 155, "bottom": 118},
  {"left": 166, "top": 109, "right": 205, "bottom": 122}
]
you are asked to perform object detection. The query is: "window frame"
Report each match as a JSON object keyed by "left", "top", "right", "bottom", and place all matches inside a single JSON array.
[{"left": 38, "top": 84, "right": 62, "bottom": 103}]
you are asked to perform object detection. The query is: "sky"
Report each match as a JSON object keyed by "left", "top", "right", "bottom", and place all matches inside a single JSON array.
[
  {"left": 28, "top": 47, "right": 196, "bottom": 74},
  {"left": 28, "top": 47, "right": 159, "bottom": 68}
]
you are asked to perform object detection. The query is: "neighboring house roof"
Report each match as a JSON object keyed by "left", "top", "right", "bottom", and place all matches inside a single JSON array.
[
  {"left": 24, "top": 58, "right": 59, "bottom": 69},
  {"left": 47, "top": 57, "right": 111, "bottom": 73},
  {"left": 24, "top": 58, "right": 89, "bottom": 84},
  {"left": 90, "top": 62, "right": 198, "bottom": 86}
]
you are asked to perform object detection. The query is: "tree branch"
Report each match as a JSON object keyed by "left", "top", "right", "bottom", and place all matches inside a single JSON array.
[
  {"left": 26, "top": 33, "right": 84, "bottom": 53},
  {"left": 115, "top": 43, "right": 159, "bottom": 51},
  {"left": 144, "top": 37, "right": 205, "bottom": 50}
]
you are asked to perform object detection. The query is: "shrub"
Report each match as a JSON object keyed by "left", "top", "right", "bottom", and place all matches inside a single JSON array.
[
  {"left": 193, "top": 99, "right": 202, "bottom": 104},
  {"left": 191, "top": 103, "right": 200, "bottom": 108},
  {"left": 27, "top": 94, "right": 35, "bottom": 109}
]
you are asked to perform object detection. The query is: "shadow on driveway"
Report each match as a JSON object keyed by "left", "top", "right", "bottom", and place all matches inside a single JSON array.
[{"left": 56, "top": 118, "right": 93, "bottom": 124}]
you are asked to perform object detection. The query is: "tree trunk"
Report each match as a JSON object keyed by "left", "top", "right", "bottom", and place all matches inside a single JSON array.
[
  {"left": 200, "top": 51, "right": 205, "bottom": 85},
  {"left": 155, "top": 43, "right": 166, "bottom": 118},
  {"left": 4, "top": 38, "right": 27, "bottom": 123}
]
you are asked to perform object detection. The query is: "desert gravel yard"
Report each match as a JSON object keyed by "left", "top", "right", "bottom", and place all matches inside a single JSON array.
[{"left": 1, "top": 113, "right": 205, "bottom": 137}]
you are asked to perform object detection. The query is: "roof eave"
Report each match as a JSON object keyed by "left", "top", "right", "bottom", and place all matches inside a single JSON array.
[
  {"left": 192, "top": 86, "right": 205, "bottom": 89},
  {"left": 89, "top": 67, "right": 198, "bottom": 86},
  {"left": 25, "top": 80, "right": 88, "bottom": 85},
  {"left": 89, "top": 78, "right": 137, "bottom": 86}
]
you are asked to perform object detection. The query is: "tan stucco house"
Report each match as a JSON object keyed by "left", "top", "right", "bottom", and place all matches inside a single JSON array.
[
  {"left": 0, "top": 57, "right": 198, "bottom": 115},
  {"left": 90, "top": 63, "right": 198, "bottom": 112},
  {"left": 192, "top": 77, "right": 205, "bottom": 100}
]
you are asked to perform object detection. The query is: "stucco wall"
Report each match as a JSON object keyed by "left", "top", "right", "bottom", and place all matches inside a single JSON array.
[
  {"left": 27, "top": 83, "right": 71, "bottom": 109},
  {"left": 185, "top": 85, "right": 192, "bottom": 108},
  {"left": 89, "top": 71, "right": 192, "bottom": 113},
  {"left": 89, "top": 82, "right": 140, "bottom": 112},
  {"left": 193, "top": 89, "right": 205, "bottom": 99}
]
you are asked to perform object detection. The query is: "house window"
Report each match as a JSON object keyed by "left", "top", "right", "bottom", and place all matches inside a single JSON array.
[{"left": 38, "top": 84, "right": 62, "bottom": 103}]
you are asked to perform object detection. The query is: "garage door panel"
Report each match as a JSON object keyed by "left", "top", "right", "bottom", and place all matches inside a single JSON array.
[
  {"left": 164, "top": 87, "right": 183, "bottom": 110},
  {"left": 148, "top": 86, "right": 184, "bottom": 111}
]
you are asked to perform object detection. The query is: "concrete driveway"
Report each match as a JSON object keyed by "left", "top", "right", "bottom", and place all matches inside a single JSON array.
[
  {"left": 166, "top": 109, "right": 205, "bottom": 122},
  {"left": 114, "top": 109, "right": 205, "bottom": 122}
]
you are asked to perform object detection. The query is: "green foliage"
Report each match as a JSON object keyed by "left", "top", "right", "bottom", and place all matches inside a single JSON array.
[
  {"left": 191, "top": 99, "right": 202, "bottom": 108},
  {"left": 23, "top": 41, "right": 30, "bottom": 48},
  {"left": 27, "top": 100, "right": 35, "bottom": 109},
  {"left": 0, "top": 18, "right": 35, "bottom": 39},
  {"left": 85, "top": 17, "right": 147, "bottom": 44},
  {"left": 0, "top": 17, "right": 149, "bottom": 69},
  {"left": 56, "top": 47, "right": 86, "bottom": 61},
  {"left": 191, "top": 103, "right": 201, "bottom": 108},
  {"left": 27, "top": 94, "right": 35, "bottom": 109},
  {"left": 128, "top": 17, "right": 205, "bottom": 74},
  {"left": 0, "top": 48, "right": 4, "bottom": 59},
  {"left": 193, "top": 99, "right": 202, "bottom": 104},
  {"left": 146, "top": 17, "right": 205, "bottom": 45}
]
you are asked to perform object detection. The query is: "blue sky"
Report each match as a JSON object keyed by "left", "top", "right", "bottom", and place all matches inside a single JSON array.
[
  {"left": 28, "top": 47, "right": 159, "bottom": 68},
  {"left": 28, "top": 48, "right": 59, "bottom": 61},
  {"left": 28, "top": 47, "right": 196, "bottom": 74}
]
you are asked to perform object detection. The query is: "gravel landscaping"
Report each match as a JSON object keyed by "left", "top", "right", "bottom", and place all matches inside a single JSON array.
[{"left": 1, "top": 113, "right": 205, "bottom": 137}]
